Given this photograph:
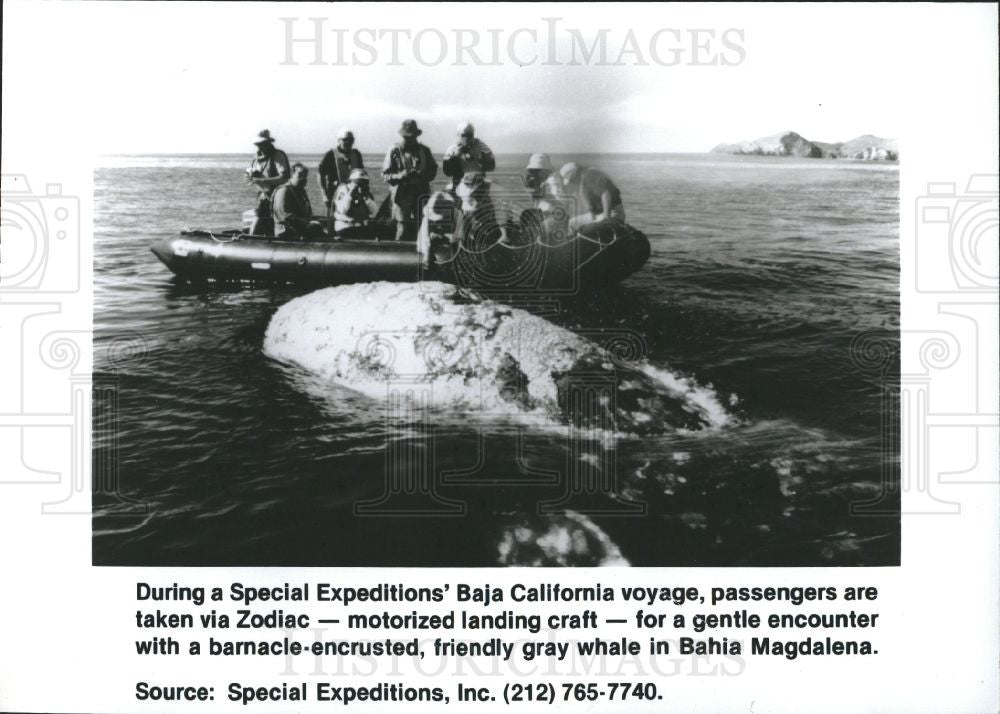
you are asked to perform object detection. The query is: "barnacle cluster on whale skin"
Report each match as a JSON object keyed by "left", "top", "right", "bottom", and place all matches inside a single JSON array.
[{"left": 263, "top": 282, "right": 724, "bottom": 433}]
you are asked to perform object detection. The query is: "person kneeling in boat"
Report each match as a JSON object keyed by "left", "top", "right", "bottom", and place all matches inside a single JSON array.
[
  {"left": 271, "top": 164, "right": 326, "bottom": 241},
  {"left": 455, "top": 171, "right": 508, "bottom": 249},
  {"left": 332, "top": 169, "right": 380, "bottom": 240},
  {"left": 244, "top": 129, "right": 291, "bottom": 236},
  {"left": 558, "top": 162, "right": 626, "bottom": 236},
  {"left": 417, "top": 191, "right": 463, "bottom": 269}
]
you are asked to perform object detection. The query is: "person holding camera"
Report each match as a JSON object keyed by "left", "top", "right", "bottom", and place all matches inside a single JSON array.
[
  {"left": 381, "top": 119, "right": 438, "bottom": 242},
  {"left": 244, "top": 129, "right": 290, "bottom": 236},
  {"left": 443, "top": 122, "right": 496, "bottom": 190},
  {"left": 332, "top": 169, "right": 380, "bottom": 240}
]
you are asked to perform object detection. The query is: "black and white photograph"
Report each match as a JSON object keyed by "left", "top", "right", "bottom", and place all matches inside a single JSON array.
[
  {"left": 88, "top": 7, "right": 903, "bottom": 568},
  {"left": 1, "top": 3, "right": 998, "bottom": 713}
]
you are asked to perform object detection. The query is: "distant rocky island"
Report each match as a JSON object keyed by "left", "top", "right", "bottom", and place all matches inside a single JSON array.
[{"left": 712, "top": 131, "right": 898, "bottom": 160}]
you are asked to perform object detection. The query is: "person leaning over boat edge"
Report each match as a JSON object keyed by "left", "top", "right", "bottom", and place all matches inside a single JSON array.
[
  {"left": 559, "top": 161, "right": 626, "bottom": 234},
  {"left": 332, "top": 169, "right": 379, "bottom": 240},
  {"left": 442, "top": 122, "right": 495, "bottom": 190},
  {"left": 381, "top": 119, "right": 438, "bottom": 242},
  {"left": 319, "top": 128, "right": 364, "bottom": 216},
  {"left": 244, "top": 129, "right": 290, "bottom": 236},
  {"left": 272, "top": 164, "right": 325, "bottom": 241},
  {"left": 417, "top": 190, "right": 463, "bottom": 269},
  {"left": 454, "top": 171, "right": 506, "bottom": 249}
]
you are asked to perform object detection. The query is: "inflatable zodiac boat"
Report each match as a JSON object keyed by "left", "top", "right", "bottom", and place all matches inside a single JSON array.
[{"left": 150, "top": 217, "right": 651, "bottom": 292}]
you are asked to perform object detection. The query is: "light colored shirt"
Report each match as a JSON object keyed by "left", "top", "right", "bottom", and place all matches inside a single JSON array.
[
  {"left": 333, "top": 182, "right": 378, "bottom": 230},
  {"left": 577, "top": 167, "right": 623, "bottom": 217},
  {"left": 417, "top": 191, "right": 462, "bottom": 262},
  {"left": 248, "top": 149, "right": 290, "bottom": 196}
]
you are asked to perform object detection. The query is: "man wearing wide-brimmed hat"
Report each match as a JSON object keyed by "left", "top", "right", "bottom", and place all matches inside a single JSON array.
[
  {"left": 524, "top": 153, "right": 562, "bottom": 202},
  {"left": 381, "top": 119, "right": 438, "bottom": 242},
  {"left": 244, "top": 129, "right": 290, "bottom": 236},
  {"left": 518, "top": 152, "right": 568, "bottom": 242}
]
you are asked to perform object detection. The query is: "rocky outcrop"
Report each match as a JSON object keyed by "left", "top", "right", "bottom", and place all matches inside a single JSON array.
[
  {"left": 711, "top": 131, "right": 822, "bottom": 158},
  {"left": 712, "top": 131, "right": 898, "bottom": 160},
  {"left": 837, "top": 135, "right": 898, "bottom": 160}
]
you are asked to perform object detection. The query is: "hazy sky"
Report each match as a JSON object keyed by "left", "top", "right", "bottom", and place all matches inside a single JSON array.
[{"left": 3, "top": 2, "right": 996, "bottom": 156}]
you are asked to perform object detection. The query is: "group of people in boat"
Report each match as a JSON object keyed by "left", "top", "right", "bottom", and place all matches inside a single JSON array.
[{"left": 244, "top": 120, "right": 626, "bottom": 264}]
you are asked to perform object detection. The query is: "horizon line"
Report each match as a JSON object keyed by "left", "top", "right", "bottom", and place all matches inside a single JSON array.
[{"left": 101, "top": 150, "right": 715, "bottom": 157}]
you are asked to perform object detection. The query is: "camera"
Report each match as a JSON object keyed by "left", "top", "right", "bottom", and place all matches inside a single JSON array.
[
  {"left": 0, "top": 174, "right": 81, "bottom": 294},
  {"left": 914, "top": 174, "right": 998, "bottom": 293}
]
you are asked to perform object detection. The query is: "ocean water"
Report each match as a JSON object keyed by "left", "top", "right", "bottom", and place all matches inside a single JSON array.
[{"left": 93, "top": 152, "right": 900, "bottom": 567}]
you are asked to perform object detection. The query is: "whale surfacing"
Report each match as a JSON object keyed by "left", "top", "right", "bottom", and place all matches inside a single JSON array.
[{"left": 263, "top": 282, "right": 726, "bottom": 433}]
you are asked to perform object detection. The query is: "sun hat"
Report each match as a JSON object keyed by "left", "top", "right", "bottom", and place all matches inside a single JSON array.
[
  {"left": 253, "top": 129, "right": 275, "bottom": 145},
  {"left": 559, "top": 162, "right": 581, "bottom": 181},
  {"left": 398, "top": 119, "right": 423, "bottom": 137},
  {"left": 349, "top": 168, "right": 369, "bottom": 181},
  {"left": 526, "top": 153, "right": 552, "bottom": 171}
]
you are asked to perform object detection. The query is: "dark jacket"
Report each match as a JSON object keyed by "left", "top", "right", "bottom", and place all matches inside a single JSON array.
[
  {"left": 381, "top": 142, "right": 438, "bottom": 223},
  {"left": 318, "top": 148, "right": 364, "bottom": 199},
  {"left": 442, "top": 138, "right": 496, "bottom": 184}
]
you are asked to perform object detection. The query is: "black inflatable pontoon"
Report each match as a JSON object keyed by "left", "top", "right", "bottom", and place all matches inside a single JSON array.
[{"left": 150, "top": 222, "right": 650, "bottom": 292}]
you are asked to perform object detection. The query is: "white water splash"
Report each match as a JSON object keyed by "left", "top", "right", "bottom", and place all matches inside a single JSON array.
[
  {"left": 637, "top": 363, "right": 732, "bottom": 428},
  {"left": 496, "top": 511, "right": 630, "bottom": 567}
]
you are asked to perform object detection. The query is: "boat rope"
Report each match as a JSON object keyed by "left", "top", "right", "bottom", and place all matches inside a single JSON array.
[
  {"left": 207, "top": 230, "right": 242, "bottom": 243},
  {"left": 433, "top": 229, "right": 619, "bottom": 266},
  {"left": 453, "top": 228, "right": 618, "bottom": 255}
]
